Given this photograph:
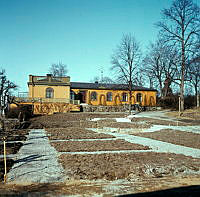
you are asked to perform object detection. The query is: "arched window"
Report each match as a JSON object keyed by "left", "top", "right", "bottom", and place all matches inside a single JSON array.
[
  {"left": 122, "top": 92, "right": 128, "bottom": 102},
  {"left": 136, "top": 93, "right": 142, "bottom": 103},
  {"left": 91, "top": 91, "right": 97, "bottom": 101},
  {"left": 106, "top": 92, "right": 113, "bottom": 101},
  {"left": 46, "top": 88, "right": 54, "bottom": 98}
]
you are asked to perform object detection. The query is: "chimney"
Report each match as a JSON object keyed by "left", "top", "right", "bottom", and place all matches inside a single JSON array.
[{"left": 47, "top": 74, "right": 52, "bottom": 82}]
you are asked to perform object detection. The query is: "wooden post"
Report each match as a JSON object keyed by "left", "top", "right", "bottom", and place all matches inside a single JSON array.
[
  {"left": 3, "top": 138, "right": 7, "bottom": 183},
  {"left": 179, "top": 96, "right": 181, "bottom": 117}
]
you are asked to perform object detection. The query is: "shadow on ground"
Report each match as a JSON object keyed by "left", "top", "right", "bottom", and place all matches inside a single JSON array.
[{"left": 119, "top": 185, "right": 200, "bottom": 197}]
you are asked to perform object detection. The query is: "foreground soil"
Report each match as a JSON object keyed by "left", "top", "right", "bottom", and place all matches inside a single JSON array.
[
  {"left": 1, "top": 110, "right": 200, "bottom": 196},
  {"left": 59, "top": 152, "right": 200, "bottom": 181},
  {"left": 0, "top": 121, "right": 29, "bottom": 182},
  {"left": 0, "top": 175, "right": 200, "bottom": 196}
]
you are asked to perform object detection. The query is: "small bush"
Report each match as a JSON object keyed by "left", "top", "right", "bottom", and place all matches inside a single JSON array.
[{"left": 157, "top": 95, "right": 196, "bottom": 110}]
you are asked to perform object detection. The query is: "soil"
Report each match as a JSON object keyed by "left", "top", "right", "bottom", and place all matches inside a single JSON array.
[
  {"left": 29, "top": 113, "right": 127, "bottom": 129},
  {"left": 47, "top": 127, "right": 115, "bottom": 140},
  {"left": 59, "top": 152, "right": 200, "bottom": 181},
  {"left": 131, "top": 117, "right": 188, "bottom": 126},
  {"left": 0, "top": 176, "right": 200, "bottom": 196},
  {"left": 97, "top": 120, "right": 152, "bottom": 129},
  {"left": 0, "top": 159, "right": 15, "bottom": 182},
  {"left": 0, "top": 142, "right": 23, "bottom": 155},
  {"left": 51, "top": 139, "right": 150, "bottom": 152},
  {"left": 132, "top": 129, "right": 200, "bottom": 149},
  {"left": 0, "top": 120, "right": 29, "bottom": 183},
  {"left": 1, "top": 110, "right": 200, "bottom": 196}
]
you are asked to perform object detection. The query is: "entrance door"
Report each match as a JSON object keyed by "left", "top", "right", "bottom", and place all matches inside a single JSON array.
[{"left": 79, "top": 91, "right": 86, "bottom": 103}]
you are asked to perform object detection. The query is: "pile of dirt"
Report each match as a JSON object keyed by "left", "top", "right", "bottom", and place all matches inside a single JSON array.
[
  {"left": 47, "top": 128, "right": 115, "bottom": 140},
  {"left": 132, "top": 129, "right": 200, "bottom": 149},
  {"left": 51, "top": 139, "right": 150, "bottom": 152},
  {"left": 59, "top": 152, "right": 200, "bottom": 181}
]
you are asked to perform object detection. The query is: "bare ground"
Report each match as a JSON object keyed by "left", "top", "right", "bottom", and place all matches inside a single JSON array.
[
  {"left": 51, "top": 139, "right": 150, "bottom": 152},
  {"left": 1, "top": 110, "right": 200, "bottom": 196},
  {"left": 47, "top": 127, "right": 115, "bottom": 140},
  {"left": 59, "top": 152, "right": 200, "bottom": 181}
]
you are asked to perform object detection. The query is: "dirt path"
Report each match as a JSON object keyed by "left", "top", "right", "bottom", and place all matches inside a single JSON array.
[{"left": 7, "top": 129, "right": 65, "bottom": 183}]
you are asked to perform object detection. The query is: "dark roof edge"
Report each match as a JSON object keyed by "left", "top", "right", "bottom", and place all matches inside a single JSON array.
[
  {"left": 70, "top": 82, "right": 157, "bottom": 92},
  {"left": 27, "top": 82, "right": 70, "bottom": 86}
]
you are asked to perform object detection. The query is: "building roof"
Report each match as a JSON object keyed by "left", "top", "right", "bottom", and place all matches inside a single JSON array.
[{"left": 70, "top": 82, "right": 157, "bottom": 91}]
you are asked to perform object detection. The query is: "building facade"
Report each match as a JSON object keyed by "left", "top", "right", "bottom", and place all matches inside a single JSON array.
[
  {"left": 26, "top": 74, "right": 157, "bottom": 108},
  {"left": 71, "top": 82, "right": 157, "bottom": 107}
]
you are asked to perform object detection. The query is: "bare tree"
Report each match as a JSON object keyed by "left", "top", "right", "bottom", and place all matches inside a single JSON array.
[
  {"left": 0, "top": 69, "right": 17, "bottom": 116},
  {"left": 156, "top": 0, "right": 200, "bottom": 111},
  {"left": 90, "top": 76, "right": 114, "bottom": 84},
  {"left": 188, "top": 56, "right": 200, "bottom": 107},
  {"left": 143, "top": 38, "right": 178, "bottom": 98},
  {"left": 111, "top": 34, "right": 141, "bottom": 112},
  {"left": 49, "top": 62, "right": 68, "bottom": 77}
]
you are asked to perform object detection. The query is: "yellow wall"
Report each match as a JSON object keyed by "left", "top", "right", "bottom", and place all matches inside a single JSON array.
[
  {"left": 71, "top": 89, "right": 157, "bottom": 106},
  {"left": 29, "top": 85, "right": 70, "bottom": 100}
]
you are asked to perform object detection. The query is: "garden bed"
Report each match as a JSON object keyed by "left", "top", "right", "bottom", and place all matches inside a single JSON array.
[
  {"left": 51, "top": 139, "right": 150, "bottom": 152},
  {"left": 47, "top": 128, "right": 115, "bottom": 140},
  {"left": 59, "top": 152, "right": 200, "bottom": 180}
]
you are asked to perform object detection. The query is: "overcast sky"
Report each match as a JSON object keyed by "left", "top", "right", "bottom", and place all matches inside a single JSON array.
[{"left": 1, "top": 0, "right": 199, "bottom": 93}]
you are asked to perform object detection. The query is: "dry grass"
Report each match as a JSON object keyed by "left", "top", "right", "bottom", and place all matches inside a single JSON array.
[{"left": 166, "top": 107, "right": 200, "bottom": 120}]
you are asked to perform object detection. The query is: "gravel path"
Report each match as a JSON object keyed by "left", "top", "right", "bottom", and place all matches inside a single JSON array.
[{"left": 7, "top": 129, "right": 65, "bottom": 183}]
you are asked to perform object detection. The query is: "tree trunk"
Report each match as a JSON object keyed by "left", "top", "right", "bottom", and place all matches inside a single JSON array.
[
  {"left": 159, "top": 80, "right": 163, "bottom": 98},
  {"left": 129, "top": 89, "right": 132, "bottom": 114},
  {"left": 180, "top": 38, "right": 185, "bottom": 112}
]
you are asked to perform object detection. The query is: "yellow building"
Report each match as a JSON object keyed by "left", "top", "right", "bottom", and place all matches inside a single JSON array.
[
  {"left": 27, "top": 74, "right": 157, "bottom": 107},
  {"left": 13, "top": 74, "right": 157, "bottom": 114},
  {"left": 71, "top": 82, "right": 157, "bottom": 107},
  {"left": 28, "top": 74, "right": 71, "bottom": 103}
]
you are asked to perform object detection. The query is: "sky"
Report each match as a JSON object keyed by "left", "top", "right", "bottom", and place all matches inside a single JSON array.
[{"left": 0, "top": 0, "right": 199, "bottom": 93}]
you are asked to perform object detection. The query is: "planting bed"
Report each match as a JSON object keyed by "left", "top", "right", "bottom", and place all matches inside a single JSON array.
[
  {"left": 29, "top": 113, "right": 127, "bottom": 128},
  {"left": 133, "top": 129, "right": 200, "bottom": 149},
  {"left": 47, "top": 128, "right": 115, "bottom": 140},
  {"left": 0, "top": 122, "right": 29, "bottom": 182},
  {"left": 0, "top": 159, "right": 15, "bottom": 181},
  {"left": 96, "top": 121, "right": 151, "bottom": 129},
  {"left": 51, "top": 139, "right": 150, "bottom": 152},
  {"left": 131, "top": 117, "right": 188, "bottom": 126},
  {"left": 59, "top": 152, "right": 200, "bottom": 180},
  {"left": 0, "top": 142, "right": 23, "bottom": 155}
]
